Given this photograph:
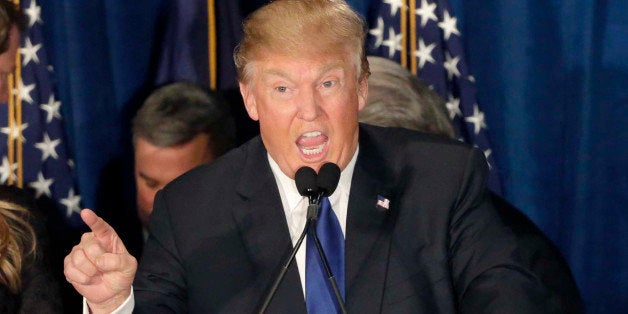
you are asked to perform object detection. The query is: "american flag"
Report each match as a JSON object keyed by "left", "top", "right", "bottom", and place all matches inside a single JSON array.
[
  {"left": 376, "top": 195, "right": 390, "bottom": 210},
  {"left": 366, "top": 0, "right": 501, "bottom": 192},
  {"left": 0, "top": 0, "right": 82, "bottom": 227}
]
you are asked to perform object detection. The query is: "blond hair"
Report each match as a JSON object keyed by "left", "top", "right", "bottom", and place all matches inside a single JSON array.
[
  {"left": 234, "top": 0, "right": 370, "bottom": 84},
  {"left": 0, "top": 199, "right": 36, "bottom": 294}
]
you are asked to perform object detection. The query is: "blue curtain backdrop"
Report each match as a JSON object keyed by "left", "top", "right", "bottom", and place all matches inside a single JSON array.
[
  {"left": 37, "top": 0, "right": 627, "bottom": 313},
  {"left": 41, "top": 0, "right": 166, "bottom": 213},
  {"left": 449, "top": 2, "right": 628, "bottom": 313}
]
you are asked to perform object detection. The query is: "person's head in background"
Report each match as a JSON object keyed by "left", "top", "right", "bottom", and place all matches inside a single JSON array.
[
  {"left": 0, "top": 185, "right": 36, "bottom": 294},
  {"left": 132, "top": 82, "right": 236, "bottom": 227},
  {"left": 234, "top": 0, "right": 370, "bottom": 177},
  {"left": 0, "top": 0, "right": 25, "bottom": 103},
  {"left": 360, "top": 56, "right": 455, "bottom": 138}
]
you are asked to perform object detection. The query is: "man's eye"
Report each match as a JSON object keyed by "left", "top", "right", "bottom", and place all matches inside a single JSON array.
[
  {"left": 276, "top": 86, "right": 287, "bottom": 92},
  {"left": 322, "top": 81, "right": 335, "bottom": 88},
  {"left": 144, "top": 179, "right": 159, "bottom": 189}
]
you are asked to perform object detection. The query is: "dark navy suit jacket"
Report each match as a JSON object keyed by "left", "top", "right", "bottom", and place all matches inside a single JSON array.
[{"left": 133, "top": 124, "right": 579, "bottom": 313}]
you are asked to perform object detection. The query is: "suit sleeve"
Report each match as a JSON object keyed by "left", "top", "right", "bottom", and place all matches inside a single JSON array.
[
  {"left": 133, "top": 190, "right": 188, "bottom": 313},
  {"left": 448, "top": 148, "right": 563, "bottom": 313}
]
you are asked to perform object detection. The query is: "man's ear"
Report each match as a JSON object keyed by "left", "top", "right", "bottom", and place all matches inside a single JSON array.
[
  {"left": 357, "top": 77, "right": 368, "bottom": 111},
  {"left": 239, "top": 82, "right": 259, "bottom": 121}
]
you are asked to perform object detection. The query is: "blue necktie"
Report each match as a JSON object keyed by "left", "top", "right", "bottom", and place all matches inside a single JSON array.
[{"left": 306, "top": 197, "right": 345, "bottom": 313}]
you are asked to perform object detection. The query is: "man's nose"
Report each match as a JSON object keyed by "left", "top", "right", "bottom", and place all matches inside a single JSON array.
[{"left": 296, "top": 89, "right": 321, "bottom": 121}]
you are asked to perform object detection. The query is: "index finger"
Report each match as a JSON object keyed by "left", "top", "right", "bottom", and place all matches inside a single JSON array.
[{"left": 80, "top": 209, "right": 115, "bottom": 240}]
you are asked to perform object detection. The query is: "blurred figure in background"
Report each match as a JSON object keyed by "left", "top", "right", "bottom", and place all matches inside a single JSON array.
[
  {"left": 361, "top": 55, "right": 583, "bottom": 313},
  {"left": 360, "top": 56, "right": 454, "bottom": 138},
  {"left": 0, "top": 0, "right": 24, "bottom": 103},
  {"left": 0, "top": 185, "right": 63, "bottom": 313},
  {"left": 132, "top": 81, "right": 236, "bottom": 233}
]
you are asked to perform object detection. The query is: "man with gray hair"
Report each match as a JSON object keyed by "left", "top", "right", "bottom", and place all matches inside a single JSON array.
[
  {"left": 360, "top": 56, "right": 455, "bottom": 138},
  {"left": 132, "top": 81, "right": 235, "bottom": 229}
]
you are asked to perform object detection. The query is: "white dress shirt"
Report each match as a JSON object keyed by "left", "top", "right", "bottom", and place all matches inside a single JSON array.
[
  {"left": 268, "top": 147, "right": 358, "bottom": 296},
  {"left": 85, "top": 147, "right": 359, "bottom": 313}
]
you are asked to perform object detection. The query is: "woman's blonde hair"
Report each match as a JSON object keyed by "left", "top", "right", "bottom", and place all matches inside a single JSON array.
[
  {"left": 234, "top": 0, "right": 370, "bottom": 84},
  {"left": 0, "top": 199, "right": 36, "bottom": 294}
]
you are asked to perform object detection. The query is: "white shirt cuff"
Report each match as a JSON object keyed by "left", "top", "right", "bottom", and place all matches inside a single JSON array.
[{"left": 82, "top": 286, "right": 135, "bottom": 314}]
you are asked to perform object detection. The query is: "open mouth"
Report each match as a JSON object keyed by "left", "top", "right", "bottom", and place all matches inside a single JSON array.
[{"left": 297, "top": 131, "right": 328, "bottom": 157}]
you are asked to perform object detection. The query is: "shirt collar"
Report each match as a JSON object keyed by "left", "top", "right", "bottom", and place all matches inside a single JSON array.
[{"left": 268, "top": 146, "right": 359, "bottom": 211}]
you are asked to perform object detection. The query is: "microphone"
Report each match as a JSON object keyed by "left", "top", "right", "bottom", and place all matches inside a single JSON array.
[
  {"left": 295, "top": 166, "right": 321, "bottom": 220},
  {"left": 258, "top": 166, "right": 318, "bottom": 313},
  {"left": 308, "top": 162, "right": 347, "bottom": 313},
  {"left": 316, "top": 162, "right": 341, "bottom": 198},
  {"left": 295, "top": 166, "right": 318, "bottom": 200}
]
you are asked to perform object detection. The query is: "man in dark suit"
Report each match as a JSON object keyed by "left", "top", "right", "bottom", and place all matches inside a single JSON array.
[{"left": 63, "top": 0, "right": 571, "bottom": 313}]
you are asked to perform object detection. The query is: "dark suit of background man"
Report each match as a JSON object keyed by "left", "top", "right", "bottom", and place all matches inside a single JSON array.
[{"left": 63, "top": 0, "right": 570, "bottom": 313}]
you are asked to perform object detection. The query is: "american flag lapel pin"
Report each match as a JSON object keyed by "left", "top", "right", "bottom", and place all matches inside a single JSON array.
[{"left": 376, "top": 195, "right": 390, "bottom": 211}]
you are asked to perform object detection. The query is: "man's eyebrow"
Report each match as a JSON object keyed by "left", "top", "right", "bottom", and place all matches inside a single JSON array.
[
  {"left": 261, "top": 63, "right": 345, "bottom": 80},
  {"left": 319, "top": 62, "right": 344, "bottom": 74},
  {"left": 261, "top": 68, "right": 290, "bottom": 78}
]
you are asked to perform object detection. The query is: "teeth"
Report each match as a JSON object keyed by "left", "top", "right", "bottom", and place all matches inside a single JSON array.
[
  {"left": 302, "top": 131, "right": 322, "bottom": 138},
  {"left": 301, "top": 144, "right": 324, "bottom": 155}
]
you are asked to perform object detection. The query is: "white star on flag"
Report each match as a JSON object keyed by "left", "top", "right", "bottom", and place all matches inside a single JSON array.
[
  {"left": 20, "top": 37, "right": 41, "bottom": 66},
  {"left": 446, "top": 94, "right": 462, "bottom": 119},
  {"left": 465, "top": 104, "right": 487, "bottom": 135},
  {"left": 40, "top": 95, "right": 62, "bottom": 123},
  {"left": 414, "top": 38, "right": 436, "bottom": 69},
  {"left": 443, "top": 52, "right": 461, "bottom": 80},
  {"left": 415, "top": 0, "right": 438, "bottom": 27},
  {"left": 438, "top": 10, "right": 461, "bottom": 40},
  {"left": 384, "top": 0, "right": 405, "bottom": 16},
  {"left": 16, "top": 79, "right": 36, "bottom": 104},
  {"left": 369, "top": 17, "right": 385, "bottom": 48},
  {"left": 28, "top": 172, "right": 54, "bottom": 198},
  {"left": 24, "top": 0, "right": 42, "bottom": 27},
  {"left": 1, "top": 120, "right": 29, "bottom": 142},
  {"left": 0, "top": 157, "right": 18, "bottom": 184},
  {"left": 382, "top": 27, "right": 403, "bottom": 58},
  {"left": 60, "top": 188, "right": 82, "bottom": 217},
  {"left": 35, "top": 132, "right": 61, "bottom": 161}
]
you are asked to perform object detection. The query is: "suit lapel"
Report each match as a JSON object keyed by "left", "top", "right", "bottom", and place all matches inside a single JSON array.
[
  {"left": 230, "top": 138, "right": 306, "bottom": 313},
  {"left": 345, "top": 126, "right": 397, "bottom": 312}
]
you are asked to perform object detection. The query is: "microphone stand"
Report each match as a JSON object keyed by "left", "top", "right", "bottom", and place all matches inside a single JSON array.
[{"left": 258, "top": 203, "right": 319, "bottom": 313}]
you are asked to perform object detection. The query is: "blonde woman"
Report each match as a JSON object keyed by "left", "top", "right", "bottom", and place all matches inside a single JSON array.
[{"left": 0, "top": 185, "right": 62, "bottom": 313}]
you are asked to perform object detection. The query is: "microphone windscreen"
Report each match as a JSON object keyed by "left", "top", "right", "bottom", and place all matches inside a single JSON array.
[
  {"left": 317, "top": 163, "right": 341, "bottom": 197},
  {"left": 295, "top": 166, "right": 318, "bottom": 196}
]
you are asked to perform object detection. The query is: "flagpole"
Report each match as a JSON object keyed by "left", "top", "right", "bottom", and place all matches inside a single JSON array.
[
  {"left": 409, "top": 0, "right": 417, "bottom": 75},
  {"left": 207, "top": 0, "right": 217, "bottom": 90},
  {"left": 400, "top": 0, "right": 407, "bottom": 68},
  {"left": 7, "top": 73, "right": 14, "bottom": 185},
  {"left": 15, "top": 3, "right": 23, "bottom": 188}
]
